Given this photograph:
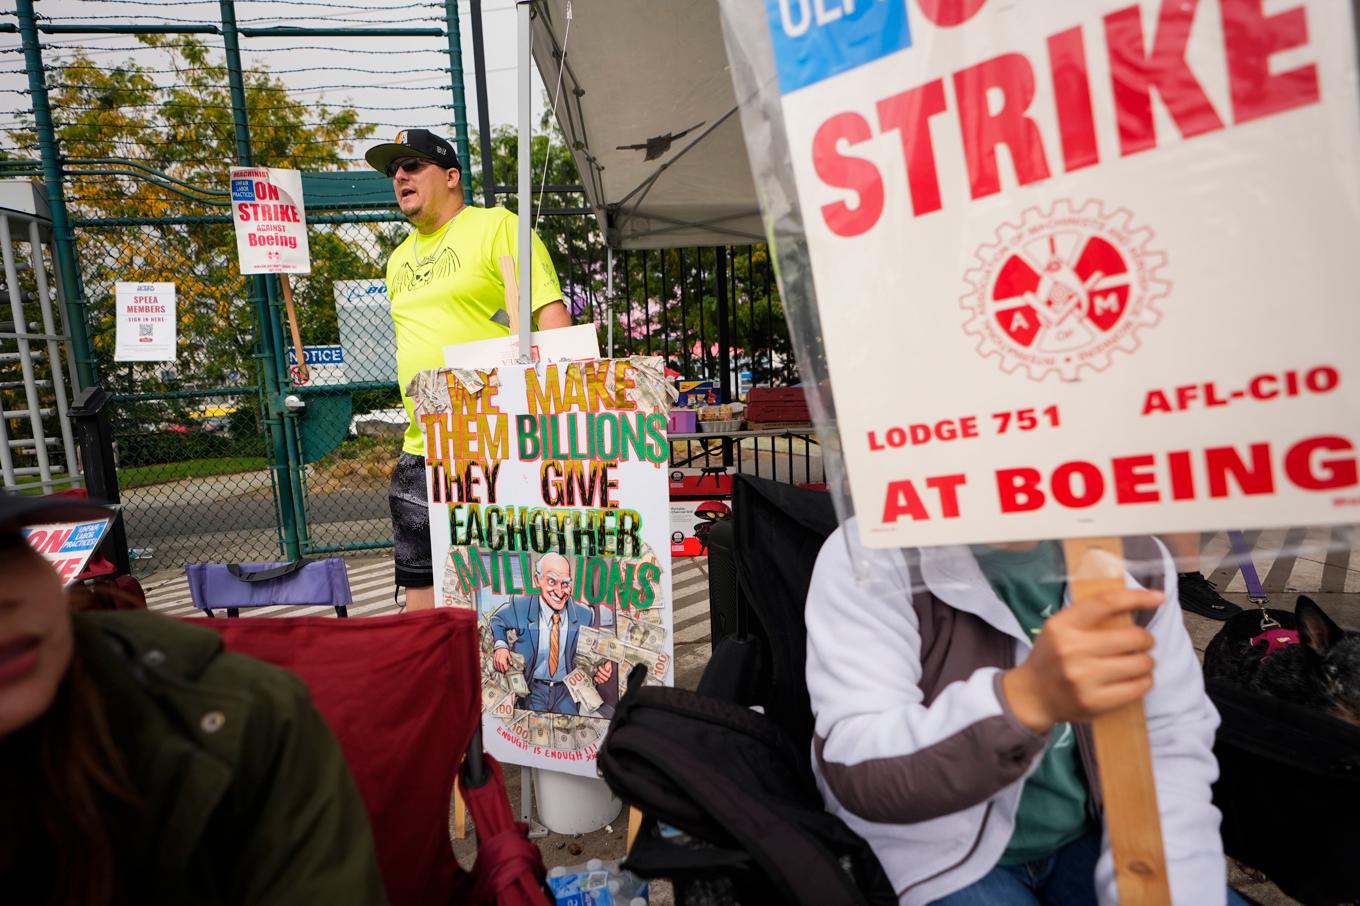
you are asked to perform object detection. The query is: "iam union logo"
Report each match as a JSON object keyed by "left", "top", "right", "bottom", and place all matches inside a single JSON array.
[{"left": 961, "top": 199, "right": 1168, "bottom": 382}]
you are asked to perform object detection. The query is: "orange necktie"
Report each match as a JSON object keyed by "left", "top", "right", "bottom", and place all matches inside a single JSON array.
[{"left": 548, "top": 612, "right": 561, "bottom": 677}]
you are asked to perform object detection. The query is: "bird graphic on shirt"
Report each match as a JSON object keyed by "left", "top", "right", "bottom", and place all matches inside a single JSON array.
[{"left": 391, "top": 246, "right": 461, "bottom": 295}]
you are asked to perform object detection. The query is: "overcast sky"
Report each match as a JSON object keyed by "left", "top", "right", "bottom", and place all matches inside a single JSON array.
[{"left": 1, "top": 0, "right": 550, "bottom": 168}]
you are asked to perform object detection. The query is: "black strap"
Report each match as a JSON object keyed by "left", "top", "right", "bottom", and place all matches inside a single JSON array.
[
  {"left": 226, "top": 559, "right": 308, "bottom": 583},
  {"left": 624, "top": 684, "right": 794, "bottom": 757},
  {"left": 608, "top": 722, "right": 866, "bottom": 906}
]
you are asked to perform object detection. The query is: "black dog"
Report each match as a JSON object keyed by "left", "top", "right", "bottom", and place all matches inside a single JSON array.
[{"left": 1203, "top": 595, "right": 1360, "bottom": 727}]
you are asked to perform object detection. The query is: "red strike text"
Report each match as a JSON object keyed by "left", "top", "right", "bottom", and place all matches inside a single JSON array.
[{"left": 814, "top": 0, "right": 1320, "bottom": 236}]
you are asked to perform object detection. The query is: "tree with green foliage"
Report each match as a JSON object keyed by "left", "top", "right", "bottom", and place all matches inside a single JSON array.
[
  {"left": 6, "top": 36, "right": 377, "bottom": 398},
  {"left": 5, "top": 36, "right": 388, "bottom": 461}
]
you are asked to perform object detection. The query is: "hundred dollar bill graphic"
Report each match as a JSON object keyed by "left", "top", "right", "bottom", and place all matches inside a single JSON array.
[
  {"left": 591, "top": 634, "right": 629, "bottom": 663},
  {"left": 552, "top": 715, "right": 576, "bottom": 751},
  {"left": 529, "top": 713, "right": 551, "bottom": 748},
  {"left": 492, "top": 691, "right": 514, "bottom": 720},
  {"left": 619, "top": 614, "right": 665, "bottom": 651},
  {"left": 574, "top": 719, "right": 601, "bottom": 751},
  {"left": 564, "top": 667, "right": 604, "bottom": 714}
]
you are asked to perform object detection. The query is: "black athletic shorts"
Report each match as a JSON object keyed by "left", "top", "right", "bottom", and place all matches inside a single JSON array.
[{"left": 388, "top": 452, "right": 432, "bottom": 588}]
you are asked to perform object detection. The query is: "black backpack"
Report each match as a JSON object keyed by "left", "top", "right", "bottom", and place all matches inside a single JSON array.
[
  {"left": 1208, "top": 678, "right": 1360, "bottom": 905},
  {"left": 598, "top": 667, "right": 897, "bottom": 906},
  {"left": 599, "top": 477, "right": 894, "bottom": 905}
]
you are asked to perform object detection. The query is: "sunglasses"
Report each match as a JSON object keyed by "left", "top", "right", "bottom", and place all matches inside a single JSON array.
[{"left": 387, "top": 158, "right": 431, "bottom": 178}]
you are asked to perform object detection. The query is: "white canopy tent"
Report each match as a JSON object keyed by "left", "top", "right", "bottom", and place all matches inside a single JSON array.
[{"left": 526, "top": 0, "right": 763, "bottom": 250}]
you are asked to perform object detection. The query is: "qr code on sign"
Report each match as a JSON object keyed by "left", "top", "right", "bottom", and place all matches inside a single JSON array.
[{"left": 138, "top": 323, "right": 153, "bottom": 337}]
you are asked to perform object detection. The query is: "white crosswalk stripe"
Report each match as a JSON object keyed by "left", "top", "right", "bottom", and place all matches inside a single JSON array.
[
  {"left": 1199, "top": 527, "right": 1359, "bottom": 600},
  {"left": 144, "top": 531, "right": 1359, "bottom": 633},
  {"left": 146, "top": 555, "right": 716, "bottom": 642}
]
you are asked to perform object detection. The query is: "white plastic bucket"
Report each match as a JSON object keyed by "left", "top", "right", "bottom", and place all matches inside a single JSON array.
[{"left": 533, "top": 768, "right": 622, "bottom": 835}]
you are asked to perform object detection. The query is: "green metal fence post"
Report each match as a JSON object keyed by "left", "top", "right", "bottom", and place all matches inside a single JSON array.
[
  {"left": 444, "top": 0, "right": 474, "bottom": 205},
  {"left": 263, "top": 274, "right": 312, "bottom": 553},
  {"left": 16, "top": 0, "right": 97, "bottom": 390},
  {"left": 219, "top": 0, "right": 302, "bottom": 560}
]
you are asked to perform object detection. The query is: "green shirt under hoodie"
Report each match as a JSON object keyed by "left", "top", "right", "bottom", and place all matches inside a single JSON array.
[{"left": 974, "top": 541, "right": 1093, "bottom": 865}]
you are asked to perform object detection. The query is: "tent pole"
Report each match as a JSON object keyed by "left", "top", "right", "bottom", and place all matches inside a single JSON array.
[
  {"left": 470, "top": 0, "right": 497, "bottom": 208},
  {"left": 516, "top": 0, "right": 532, "bottom": 360},
  {"left": 606, "top": 246, "right": 615, "bottom": 358}
]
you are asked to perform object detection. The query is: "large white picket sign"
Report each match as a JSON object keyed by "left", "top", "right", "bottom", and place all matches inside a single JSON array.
[
  {"left": 416, "top": 352, "right": 675, "bottom": 777},
  {"left": 765, "top": 0, "right": 1360, "bottom": 547}
]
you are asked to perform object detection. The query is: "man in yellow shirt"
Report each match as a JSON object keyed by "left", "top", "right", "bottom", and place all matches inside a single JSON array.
[{"left": 366, "top": 129, "right": 572, "bottom": 609}]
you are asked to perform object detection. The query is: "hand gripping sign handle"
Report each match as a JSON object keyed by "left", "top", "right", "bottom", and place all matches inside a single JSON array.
[
  {"left": 278, "top": 275, "right": 309, "bottom": 385},
  {"left": 1062, "top": 536, "right": 1171, "bottom": 906}
]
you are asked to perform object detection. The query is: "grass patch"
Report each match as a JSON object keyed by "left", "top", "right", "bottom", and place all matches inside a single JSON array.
[
  {"left": 9, "top": 456, "right": 269, "bottom": 494},
  {"left": 8, "top": 474, "right": 85, "bottom": 496},
  {"left": 118, "top": 456, "right": 268, "bottom": 489}
]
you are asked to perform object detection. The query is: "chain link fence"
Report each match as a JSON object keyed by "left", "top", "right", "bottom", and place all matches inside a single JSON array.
[{"left": 4, "top": 4, "right": 810, "bottom": 578}]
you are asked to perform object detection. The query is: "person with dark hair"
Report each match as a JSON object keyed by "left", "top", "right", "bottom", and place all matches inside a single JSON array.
[{"left": 0, "top": 492, "right": 387, "bottom": 905}]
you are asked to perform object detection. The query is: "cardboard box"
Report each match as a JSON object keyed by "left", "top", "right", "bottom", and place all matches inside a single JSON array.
[
  {"left": 670, "top": 499, "right": 732, "bottom": 557},
  {"left": 675, "top": 380, "right": 721, "bottom": 408},
  {"left": 746, "top": 386, "right": 810, "bottom": 425}
]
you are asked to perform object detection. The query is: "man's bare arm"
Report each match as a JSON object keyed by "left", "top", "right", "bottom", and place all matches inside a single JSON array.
[{"left": 533, "top": 300, "right": 572, "bottom": 330}]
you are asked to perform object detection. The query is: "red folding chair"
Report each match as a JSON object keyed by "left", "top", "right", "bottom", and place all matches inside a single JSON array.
[{"left": 195, "top": 608, "right": 548, "bottom": 906}]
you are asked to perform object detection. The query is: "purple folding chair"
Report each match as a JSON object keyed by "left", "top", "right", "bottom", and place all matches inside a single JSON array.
[{"left": 185, "top": 558, "right": 353, "bottom": 617}]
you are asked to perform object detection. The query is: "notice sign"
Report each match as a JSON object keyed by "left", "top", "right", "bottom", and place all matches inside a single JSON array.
[
  {"left": 23, "top": 518, "right": 113, "bottom": 586},
  {"left": 230, "top": 167, "right": 311, "bottom": 274},
  {"left": 114, "top": 282, "right": 176, "bottom": 362},
  {"left": 286, "top": 344, "right": 348, "bottom": 386},
  {"left": 411, "top": 357, "right": 675, "bottom": 777},
  {"left": 764, "top": 0, "right": 1360, "bottom": 547}
]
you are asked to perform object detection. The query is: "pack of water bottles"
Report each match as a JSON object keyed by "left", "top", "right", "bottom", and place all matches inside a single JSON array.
[{"left": 546, "top": 858, "right": 649, "bottom": 906}]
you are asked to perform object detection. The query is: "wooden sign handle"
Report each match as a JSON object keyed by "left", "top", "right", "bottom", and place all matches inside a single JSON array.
[
  {"left": 498, "top": 254, "right": 521, "bottom": 338},
  {"left": 626, "top": 805, "right": 643, "bottom": 851},
  {"left": 1062, "top": 536, "right": 1171, "bottom": 906},
  {"left": 278, "top": 274, "right": 309, "bottom": 384}
]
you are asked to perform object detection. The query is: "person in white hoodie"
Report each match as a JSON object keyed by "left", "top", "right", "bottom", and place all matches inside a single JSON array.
[{"left": 806, "top": 524, "right": 1245, "bottom": 905}]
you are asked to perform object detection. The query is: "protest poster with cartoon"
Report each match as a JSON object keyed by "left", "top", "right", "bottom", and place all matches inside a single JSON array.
[{"left": 412, "top": 356, "right": 676, "bottom": 776}]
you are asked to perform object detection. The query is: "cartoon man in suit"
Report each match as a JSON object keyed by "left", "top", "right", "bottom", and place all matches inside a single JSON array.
[{"left": 489, "top": 552, "right": 615, "bottom": 715}]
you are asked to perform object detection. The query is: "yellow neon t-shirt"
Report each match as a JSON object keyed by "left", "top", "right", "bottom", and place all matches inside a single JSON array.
[{"left": 385, "top": 205, "right": 563, "bottom": 456}]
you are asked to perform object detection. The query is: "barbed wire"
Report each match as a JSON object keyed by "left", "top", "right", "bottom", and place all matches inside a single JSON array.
[
  {"left": 55, "top": 100, "right": 452, "bottom": 112},
  {"left": 32, "top": 133, "right": 417, "bottom": 148},
  {"left": 238, "top": 13, "right": 444, "bottom": 24},
  {"left": 32, "top": 12, "right": 443, "bottom": 25},
  {"left": 15, "top": 80, "right": 457, "bottom": 94},
  {"left": 68, "top": 0, "right": 440, "bottom": 8},
  {"left": 38, "top": 63, "right": 456, "bottom": 78},
  {"left": 53, "top": 155, "right": 381, "bottom": 168},
  {"left": 48, "top": 118, "right": 442, "bottom": 131},
  {"left": 30, "top": 14, "right": 220, "bottom": 24},
  {"left": 30, "top": 42, "right": 448, "bottom": 55}
]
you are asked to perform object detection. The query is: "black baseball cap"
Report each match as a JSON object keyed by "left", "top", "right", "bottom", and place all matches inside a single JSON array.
[
  {"left": 0, "top": 490, "right": 114, "bottom": 534},
  {"left": 365, "top": 129, "right": 461, "bottom": 175}
]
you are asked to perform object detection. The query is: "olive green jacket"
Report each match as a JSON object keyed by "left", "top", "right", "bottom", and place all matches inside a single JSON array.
[{"left": 78, "top": 610, "right": 389, "bottom": 905}]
